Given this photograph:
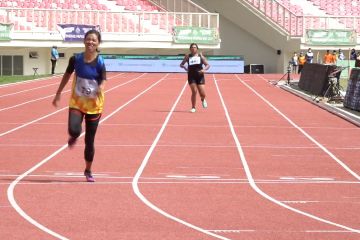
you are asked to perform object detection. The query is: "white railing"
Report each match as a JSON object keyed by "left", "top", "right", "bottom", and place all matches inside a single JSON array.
[
  {"left": 148, "top": 0, "right": 208, "bottom": 13},
  {"left": 0, "top": 7, "right": 219, "bottom": 35},
  {"left": 243, "top": 0, "right": 360, "bottom": 37}
]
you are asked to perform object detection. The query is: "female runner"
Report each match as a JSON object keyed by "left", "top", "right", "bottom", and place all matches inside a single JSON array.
[
  {"left": 180, "top": 43, "right": 210, "bottom": 113},
  {"left": 52, "top": 29, "right": 106, "bottom": 182}
]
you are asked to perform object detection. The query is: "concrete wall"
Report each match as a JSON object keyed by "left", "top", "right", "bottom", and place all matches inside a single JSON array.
[{"left": 191, "top": 0, "right": 303, "bottom": 73}]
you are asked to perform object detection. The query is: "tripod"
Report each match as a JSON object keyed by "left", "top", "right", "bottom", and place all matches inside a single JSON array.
[
  {"left": 322, "top": 76, "right": 343, "bottom": 102},
  {"left": 271, "top": 63, "right": 292, "bottom": 85},
  {"left": 313, "top": 66, "right": 346, "bottom": 102}
]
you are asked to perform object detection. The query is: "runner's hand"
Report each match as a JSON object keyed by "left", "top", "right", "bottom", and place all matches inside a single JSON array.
[{"left": 52, "top": 93, "right": 60, "bottom": 107}]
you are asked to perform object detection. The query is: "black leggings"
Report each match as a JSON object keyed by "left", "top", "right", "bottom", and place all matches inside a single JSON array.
[
  {"left": 68, "top": 108, "right": 101, "bottom": 162},
  {"left": 51, "top": 59, "right": 57, "bottom": 74}
]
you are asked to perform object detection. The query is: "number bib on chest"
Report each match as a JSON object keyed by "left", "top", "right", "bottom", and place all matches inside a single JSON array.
[
  {"left": 189, "top": 56, "right": 201, "bottom": 66},
  {"left": 75, "top": 76, "right": 99, "bottom": 99}
]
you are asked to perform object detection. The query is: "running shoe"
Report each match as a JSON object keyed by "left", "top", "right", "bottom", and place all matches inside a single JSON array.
[
  {"left": 202, "top": 99, "right": 208, "bottom": 108},
  {"left": 84, "top": 170, "right": 95, "bottom": 182},
  {"left": 68, "top": 137, "right": 77, "bottom": 149},
  {"left": 190, "top": 108, "right": 196, "bottom": 113}
]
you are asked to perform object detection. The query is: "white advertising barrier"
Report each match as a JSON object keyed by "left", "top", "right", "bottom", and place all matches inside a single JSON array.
[{"left": 103, "top": 55, "right": 244, "bottom": 73}]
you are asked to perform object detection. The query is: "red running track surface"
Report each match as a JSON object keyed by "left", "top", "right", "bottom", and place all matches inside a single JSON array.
[{"left": 0, "top": 73, "right": 359, "bottom": 240}]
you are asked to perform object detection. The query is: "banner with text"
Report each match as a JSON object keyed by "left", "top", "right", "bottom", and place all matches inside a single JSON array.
[
  {"left": 103, "top": 55, "right": 244, "bottom": 73},
  {"left": 0, "top": 23, "right": 12, "bottom": 41},
  {"left": 173, "top": 26, "right": 219, "bottom": 44},
  {"left": 57, "top": 24, "right": 100, "bottom": 42},
  {"left": 306, "top": 29, "right": 356, "bottom": 45}
]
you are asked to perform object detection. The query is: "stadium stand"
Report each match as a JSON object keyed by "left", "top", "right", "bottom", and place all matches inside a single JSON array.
[
  {"left": 0, "top": 0, "right": 218, "bottom": 35},
  {"left": 243, "top": 0, "right": 360, "bottom": 36}
]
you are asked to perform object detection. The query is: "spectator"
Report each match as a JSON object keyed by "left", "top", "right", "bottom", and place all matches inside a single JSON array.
[
  {"left": 305, "top": 48, "right": 314, "bottom": 63},
  {"left": 350, "top": 48, "right": 357, "bottom": 60},
  {"left": 291, "top": 52, "right": 298, "bottom": 73},
  {"left": 355, "top": 52, "right": 360, "bottom": 68},
  {"left": 331, "top": 50, "right": 337, "bottom": 64},
  {"left": 298, "top": 52, "right": 306, "bottom": 73},
  {"left": 338, "top": 49, "right": 345, "bottom": 61},
  {"left": 323, "top": 50, "right": 334, "bottom": 64},
  {"left": 50, "top": 46, "right": 59, "bottom": 75}
]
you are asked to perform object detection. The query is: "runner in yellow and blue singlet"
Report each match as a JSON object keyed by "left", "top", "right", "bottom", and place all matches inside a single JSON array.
[{"left": 52, "top": 30, "right": 106, "bottom": 182}]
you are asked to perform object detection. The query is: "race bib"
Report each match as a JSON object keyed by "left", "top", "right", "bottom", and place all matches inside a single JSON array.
[
  {"left": 75, "top": 76, "right": 99, "bottom": 99},
  {"left": 189, "top": 56, "right": 201, "bottom": 66}
]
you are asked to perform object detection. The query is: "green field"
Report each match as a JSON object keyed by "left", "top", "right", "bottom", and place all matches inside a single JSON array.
[{"left": 0, "top": 75, "right": 52, "bottom": 85}]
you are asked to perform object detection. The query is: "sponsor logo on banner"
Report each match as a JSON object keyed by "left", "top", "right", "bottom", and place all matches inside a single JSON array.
[
  {"left": 173, "top": 26, "right": 219, "bottom": 44},
  {"left": 0, "top": 23, "right": 13, "bottom": 41},
  {"left": 306, "top": 29, "right": 356, "bottom": 45},
  {"left": 102, "top": 55, "right": 244, "bottom": 73},
  {"left": 57, "top": 24, "right": 100, "bottom": 42}
]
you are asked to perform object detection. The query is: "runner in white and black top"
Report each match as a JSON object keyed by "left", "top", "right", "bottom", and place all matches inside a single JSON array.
[{"left": 180, "top": 43, "right": 210, "bottom": 113}]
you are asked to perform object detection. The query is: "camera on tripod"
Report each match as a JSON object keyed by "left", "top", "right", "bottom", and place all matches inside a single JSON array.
[
  {"left": 324, "top": 66, "right": 345, "bottom": 102},
  {"left": 287, "top": 61, "right": 292, "bottom": 73},
  {"left": 270, "top": 61, "right": 292, "bottom": 86}
]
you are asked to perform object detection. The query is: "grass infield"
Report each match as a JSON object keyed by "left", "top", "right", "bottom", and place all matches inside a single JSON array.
[{"left": 0, "top": 74, "right": 52, "bottom": 85}]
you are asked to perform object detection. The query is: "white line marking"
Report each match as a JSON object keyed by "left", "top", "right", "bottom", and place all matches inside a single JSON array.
[
  {"left": 281, "top": 201, "right": 321, "bottom": 204},
  {"left": 280, "top": 177, "right": 335, "bottom": 181},
  {"left": 132, "top": 81, "right": 231, "bottom": 240},
  {"left": 7, "top": 73, "right": 167, "bottom": 239},
  {"left": 166, "top": 175, "right": 221, "bottom": 179},
  {"left": 214, "top": 74, "right": 360, "bottom": 233},
  {"left": 0, "top": 73, "right": 139, "bottom": 137},
  {"left": 0, "top": 82, "right": 59, "bottom": 98},
  {"left": 281, "top": 84, "right": 360, "bottom": 120},
  {"left": 210, "top": 229, "right": 255, "bottom": 233},
  {"left": 0, "top": 74, "right": 127, "bottom": 112},
  {"left": 0, "top": 89, "right": 71, "bottom": 112},
  {"left": 305, "top": 230, "right": 353, "bottom": 233},
  {"left": 0, "top": 108, "right": 67, "bottom": 137},
  {"left": 210, "top": 229, "right": 353, "bottom": 233},
  {"left": 0, "top": 75, "right": 58, "bottom": 88},
  {"left": 234, "top": 74, "right": 360, "bottom": 181},
  {"left": 2, "top": 173, "right": 360, "bottom": 184},
  {"left": 0, "top": 205, "right": 12, "bottom": 208},
  {"left": 2, "top": 143, "right": 360, "bottom": 150}
]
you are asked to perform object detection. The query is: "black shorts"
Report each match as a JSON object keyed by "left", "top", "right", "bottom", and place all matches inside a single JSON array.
[{"left": 188, "top": 72, "right": 205, "bottom": 85}]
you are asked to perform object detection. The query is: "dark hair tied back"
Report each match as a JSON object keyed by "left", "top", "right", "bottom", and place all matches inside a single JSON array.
[
  {"left": 190, "top": 43, "right": 199, "bottom": 49},
  {"left": 84, "top": 29, "right": 102, "bottom": 43}
]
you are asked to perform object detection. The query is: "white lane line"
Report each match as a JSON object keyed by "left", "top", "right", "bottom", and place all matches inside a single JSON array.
[
  {"left": 234, "top": 74, "right": 360, "bottom": 181},
  {"left": 0, "top": 108, "right": 67, "bottom": 137},
  {"left": 0, "top": 73, "right": 125, "bottom": 112},
  {"left": 132, "top": 80, "right": 231, "bottom": 240},
  {"left": 209, "top": 229, "right": 255, "bottom": 233},
  {"left": 2, "top": 143, "right": 360, "bottom": 150},
  {"left": 166, "top": 175, "right": 221, "bottom": 179},
  {"left": 0, "top": 90, "right": 71, "bottom": 112},
  {"left": 3, "top": 181, "right": 360, "bottom": 186},
  {"left": 7, "top": 73, "right": 166, "bottom": 239},
  {"left": 281, "top": 84, "right": 360, "bottom": 121},
  {"left": 2, "top": 173, "right": 360, "bottom": 184},
  {"left": 0, "top": 73, "right": 140, "bottom": 137},
  {"left": 0, "top": 75, "right": 58, "bottom": 88},
  {"left": 1, "top": 121, "right": 357, "bottom": 130},
  {"left": 280, "top": 177, "right": 335, "bottom": 181},
  {"left": 281, "top": 201, "right": 322, "bottom": 204},
  {"left": 5, "top": 143, "right": 360, "bottom": 152},
  {"left": 209, "top": 229, "right": 353, "bottom": 233},
  {"left": 0, "top": 82, "right": 59, "bottom": 98},
  {"left": 214, "top": 74, "right": 360, "bottom": 233}
]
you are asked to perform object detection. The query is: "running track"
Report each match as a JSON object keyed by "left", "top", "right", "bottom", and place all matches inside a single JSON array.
[{"left": 0, "top": 73, "right": 359, "bottom": 240}]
